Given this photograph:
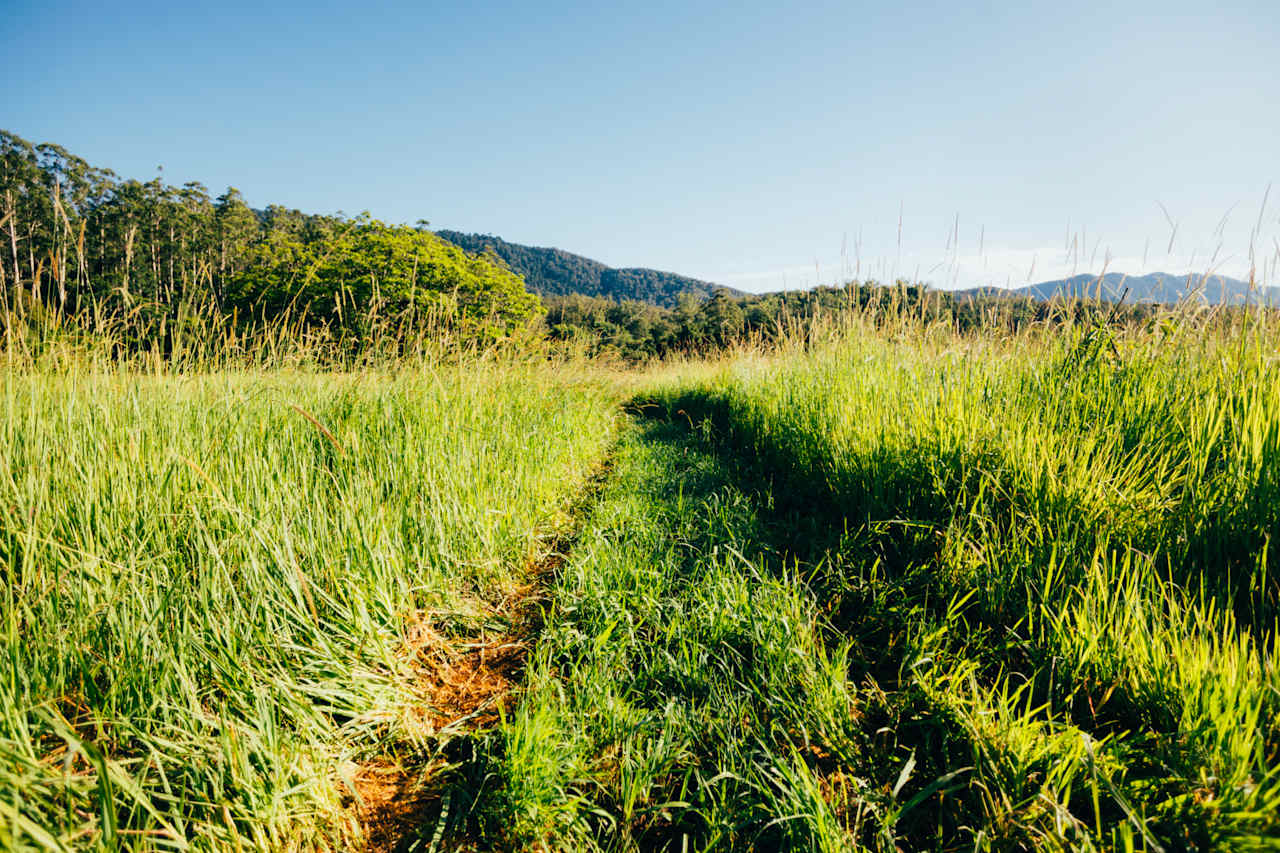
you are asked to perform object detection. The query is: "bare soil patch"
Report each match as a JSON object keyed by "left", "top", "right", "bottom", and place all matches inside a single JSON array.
[{"left": 345, "top": 458, "right": 613, "bottom": 852}]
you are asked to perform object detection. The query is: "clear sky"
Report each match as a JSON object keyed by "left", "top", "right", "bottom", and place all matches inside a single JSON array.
[{"left": 5, "top": 0, "right": 1277, "bottom": 291}]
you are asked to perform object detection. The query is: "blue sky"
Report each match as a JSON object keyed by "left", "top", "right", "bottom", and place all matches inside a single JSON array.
[{"left": 5, "top": 0, "right": 1278, "bottom": 291}]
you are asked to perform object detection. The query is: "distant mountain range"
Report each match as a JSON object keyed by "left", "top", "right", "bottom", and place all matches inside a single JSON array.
[
  {"left": 435, "top": 231, "right": 740, "bottom": 308},
  {"left": 962, "top": 272, "right": 1277, "bottom": 306},
  {"left": 437, "top": 228, "right": 1273, "bottom": 310}
]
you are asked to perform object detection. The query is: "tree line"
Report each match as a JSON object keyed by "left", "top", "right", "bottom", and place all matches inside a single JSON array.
[
  {"left": 545, "top": 282, "right": 1165, "bottom": 360},
  {"left": 3, "top": 129, "right": 1167, "bottom": 359},
  {"left": 0, "top": 130, "right": 539, "bottom": 345}
]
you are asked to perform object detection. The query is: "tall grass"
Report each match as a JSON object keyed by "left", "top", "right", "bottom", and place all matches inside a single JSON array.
[
  {"left": 414, "top": 309, "right": 1279, "bottom": 851},
  {"left": 0, "top": 340, "right": 619, "bottom": 849},
  {"left": 632, "top": 314, "right": 1280, "bottom": 848},
  {"left": 7, "top": 297, "right": 1280, "bottom": 850}
]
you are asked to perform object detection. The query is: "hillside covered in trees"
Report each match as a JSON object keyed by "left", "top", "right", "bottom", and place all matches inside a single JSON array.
[
  {"left": 435, "top": 230, "right": 741, "bottom": 307},
  {"left": 0, "top": 130, "right": 539, "bottom": 342}
]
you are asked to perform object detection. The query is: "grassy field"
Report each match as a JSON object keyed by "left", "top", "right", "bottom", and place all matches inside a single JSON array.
[
  {"left": 0, "top": 350, "right": 619, "bottom": 850},
  {"left": 4, "top": 313, "right": 1280, "bottom": 850},
  {"left": 626, "top": 323, "right": 1280, "bottom": 850}
]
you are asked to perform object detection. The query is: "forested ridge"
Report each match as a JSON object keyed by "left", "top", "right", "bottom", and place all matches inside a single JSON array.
[{"left": 435, "top": 230, "right": 741, "bottom": 307}]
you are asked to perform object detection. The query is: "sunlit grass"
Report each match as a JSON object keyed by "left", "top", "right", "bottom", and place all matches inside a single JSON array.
[
  {"left": 5, "top": 305, "right": 1280, "bottom": 851},
  {"left": 0, "top": 356, "right": 618, "bottom": 850},
  {"left": 617, "top": 317, "right": 1280, "bottom": 848}
]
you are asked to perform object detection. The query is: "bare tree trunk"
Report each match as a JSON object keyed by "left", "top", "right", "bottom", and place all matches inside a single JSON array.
[
  {"left": 0, "top": 217, "right": 7, "bottom": 315},
  {"left": 150, "top": 222, "right": 160, "bottom": 298},
  {"left": 6, "top": 192, "right": 19, "bottom": 293},
  {"left": 217, "top": 238, "right": 228, "bottom": 307},
  {"left": 77, "top": 219, "right": 87, "bottom": 301},
  {"left": 123, "top": 223, "right": 137, "bottom": 304},
  {"left": 52, "top": 181, "right": 68, "bottom": 310},
  {"left": 26, "top": 224, "right": 37, "bottom": 304},
  {"left": 168, "top": 222, "right": 176, "bottom": 304}
]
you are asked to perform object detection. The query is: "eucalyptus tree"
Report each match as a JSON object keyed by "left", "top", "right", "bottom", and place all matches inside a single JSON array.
[{"left": 0, "top": 129, "right": 545, "bottom": 343}]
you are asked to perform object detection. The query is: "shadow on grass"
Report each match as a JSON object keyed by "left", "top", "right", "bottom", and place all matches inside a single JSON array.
[
  {"left": 472, "top": 411, "right": 991, "bottom": 851},
  {"left": 402, "top": 395, "right": 1242, "bottom": 851},
  {"left": 625, "top": 389, "right": 1249, "bottom": 850}
]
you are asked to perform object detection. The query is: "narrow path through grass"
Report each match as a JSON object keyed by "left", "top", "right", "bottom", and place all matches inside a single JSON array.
[
  {"left": 418, "top": 417, "right": 873, "bottom": 851},
  {"left": 419, "top": 332, "right": 1280, "bottom": 851},
  {"left": 351, "top": 453, "right": 619, "bottom": 852}
]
